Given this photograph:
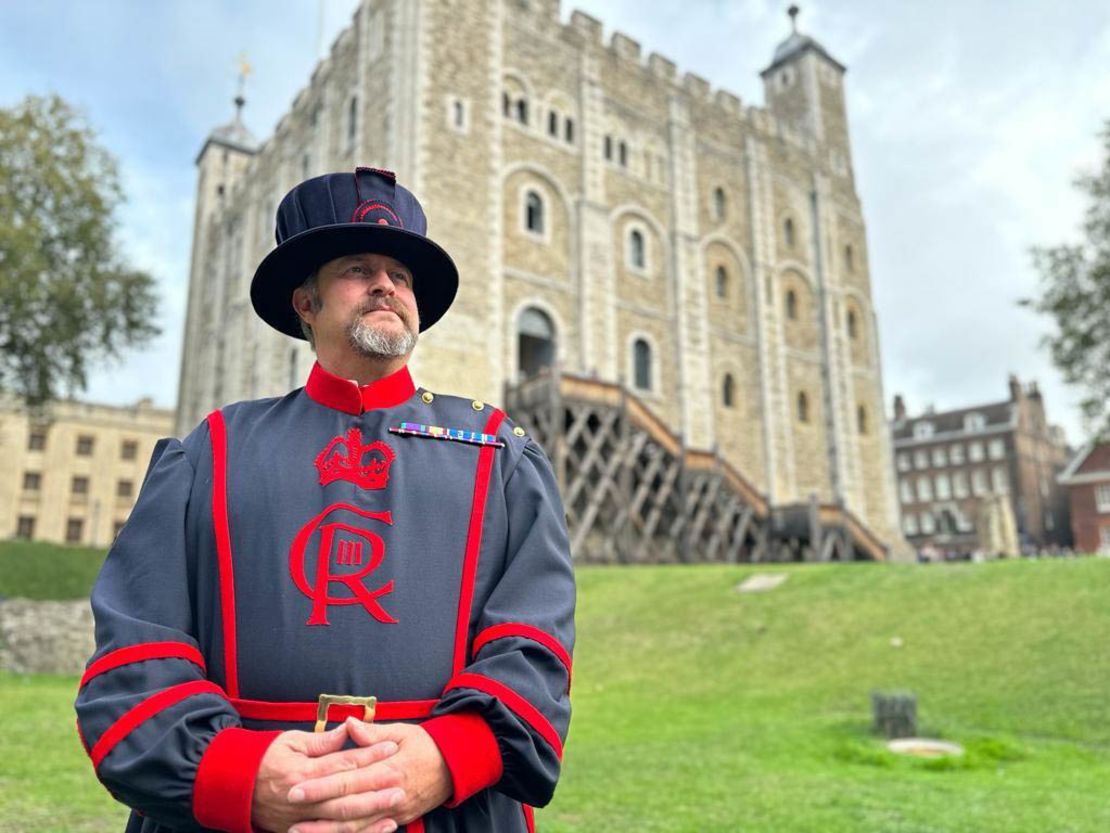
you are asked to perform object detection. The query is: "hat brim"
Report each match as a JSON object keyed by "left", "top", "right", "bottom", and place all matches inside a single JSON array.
[{"left": 250, "top": 223, "right": 459, "bottom": 340}]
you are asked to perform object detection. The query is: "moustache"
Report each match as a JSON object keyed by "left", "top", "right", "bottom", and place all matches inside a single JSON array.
[{"left": 358, "top": 298, "right": 408, "bottom": 320}]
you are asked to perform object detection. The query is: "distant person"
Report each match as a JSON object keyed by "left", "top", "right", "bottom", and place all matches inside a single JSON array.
[{"left": 75, "top": 168, "right": 576, "bottom": 833}]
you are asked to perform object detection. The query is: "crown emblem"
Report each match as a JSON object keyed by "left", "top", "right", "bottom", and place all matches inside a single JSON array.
[{"left": 315, "top": 429, "right": 396, "bottom": 490}]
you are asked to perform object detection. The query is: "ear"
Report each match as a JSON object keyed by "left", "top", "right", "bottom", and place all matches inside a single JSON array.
[{"left": 291, "top": 286, "right": 315, "bottom": 325}]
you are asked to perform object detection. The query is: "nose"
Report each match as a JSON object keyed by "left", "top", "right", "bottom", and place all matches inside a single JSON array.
[{"left": 367, "top": 267, "right": 395, "bottom": 295}]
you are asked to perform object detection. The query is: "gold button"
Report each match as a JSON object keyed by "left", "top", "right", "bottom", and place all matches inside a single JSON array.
[
  {"left": 421, "top": 391, "right": 434, "bottom": 404},
  {"left": 471, "top": 400, "right": 484, "bottom": 411},
  {"left": 513, "top": 426, "right": 526, "bottom": 437}
]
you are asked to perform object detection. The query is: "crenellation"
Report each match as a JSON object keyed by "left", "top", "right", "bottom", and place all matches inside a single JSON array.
[
  {"left": 647, "top": 52, "right": 676, "bottom": 83},
  {"left": 568, "top": 9, "right": 603, "bottom": 44},
  {"left": 714, "top": 89, "right": 742, "bottom": 116},
  {"left": 681, "top": 72, "right": 711, "bottom": 100},
  {"left": 609, "top": 32, "right": 641, "bottom": 62}
]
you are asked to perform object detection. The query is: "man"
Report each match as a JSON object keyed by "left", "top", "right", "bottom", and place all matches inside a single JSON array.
[{"left": 76, "top": 167, "right": 576, "bottom": 833}]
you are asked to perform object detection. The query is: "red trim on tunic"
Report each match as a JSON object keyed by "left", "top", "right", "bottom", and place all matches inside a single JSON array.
[
  {"left": 452, "top": 409, "right": 506, "bottom": 675},
  {"left": 305, "top": 361, "right": 416, "bottom": 414},
  {"left": 230, "top": 697, "right": 437, "bottom": 724},
  {"left": 472, "top": 623, "right": 573, "bottom": 692},
  {"left": 443, "top": 672, "right": 563, "bottom": 759},
  {"left": 523, "top": 804, "right": 536, "bottom": 833},
  {"left": 90, "top": 680, "right": 227, "bottom": 768},
  {"left": 423, "top": 712, "right": 503, "bottom": 807},
  {"left": 79, "top": 642, "right": 206, "bottom": 689},
  {"left": 406, "top": 820, "right": 425, "bottom": 833},
  {"left": 194, "top": 726, "right": 282, "bottom": 833},
  {"left": 207, "top": 410, "right": 240, "bottom": 698}
]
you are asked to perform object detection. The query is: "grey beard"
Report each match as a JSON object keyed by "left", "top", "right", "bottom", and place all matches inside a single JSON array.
[{"left": 348, "top": 317, "right": 418, "bottom": 358}]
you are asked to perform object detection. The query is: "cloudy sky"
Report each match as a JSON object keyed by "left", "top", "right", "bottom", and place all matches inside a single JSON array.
[{"left": 2, "top": 1, "right": 1108, "bottom": 444}]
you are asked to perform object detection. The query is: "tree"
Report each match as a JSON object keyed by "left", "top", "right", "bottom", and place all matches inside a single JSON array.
[
  {"left": 0, "top": 94, "right": 158, "bottom": 407},
  {"left": 1026, "top": 121, "right": 1110, "bottom": 431}
]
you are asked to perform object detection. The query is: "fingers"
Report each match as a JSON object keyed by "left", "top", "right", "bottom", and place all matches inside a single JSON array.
[
  {"left": 291, "top": 750, "right": 402, "bottom": 805},
  {"left": 290, "top": 815, "right": 400, "bottom": 833},
  {"left": 300, "top": 723, "right": 352, "bottom": 757},
  {"left": 292, "top": 784, "right": 405, "bottom": 828},
  {"left": 346, "top": 716, "right": 403, "bottom": 747},
  {"left": 303, "top": 738, "right": 402, "bottom": 782}
]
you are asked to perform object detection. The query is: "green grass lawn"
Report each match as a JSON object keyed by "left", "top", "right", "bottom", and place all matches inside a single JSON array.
[
  {"left": 0, "top": 540, "right": 106, "bottom": 600},
  {"left": 3, "top": 555, "right": 1109, "bottom": 831}
]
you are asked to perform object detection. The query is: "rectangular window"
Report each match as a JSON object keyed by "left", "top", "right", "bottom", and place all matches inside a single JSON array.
[
  {"left": 914, "top": 450, "right": 928, "bottom": 470},
  {"left": 899, "top": 479, "right": 914, "bottom": 504},
  {"left": 953, "top": 471, "right": 969, "bottom": 499},
  {"left": 972, "top": 469, "right": 988, "bottom": 496},
  {"left": 992, "top": 466, "right": 1010, "bottom": 495},
  {"left": 949, "top": 443, "right": 964, "bottom": 464},
  {"left": 897, "top": 453, "right": 911, "bottom": 472},
  {"left": 65, "top": 518, "right": 84, "bottom": 543},
  {"left": 1096, "top": 484, "right": 1110, "bottom": 513},
  {"left": 903, "top": 513, "right": 918, "bottom": 536},
  {"left": 931, "top": 447, "right": 948, "bottom": 467},
  {"left": 16, "top": 516, "right": 35, "bottom": 539},
  {"left": 1101, "top": 526, "right": 1110, "bottom": 554},
  {"left": 22, "top": 471, "right": 41, "bottom": 492},
  {"left": 968, "top": 442, "right": 984, "bottom": 462},
  {"left": 935, "top": 474, "right": 951, "bottom": 500},
  {"left": 116, "top": 479, "right": 134, "bottom": 499},
  {"left": 920, "top": 512, "right": 936, "bottom": 535},
  {"left": 988, "top": 439, "right": 1006, "bottom": 460},
  {"left": 71, "top": 476, "right": 89, "bottom": 495},
  {"left": 28, "top": 429, "right": 46, "bottom": 451},
  {"left": 121, "top": 439, "right": 138, "bottom": 460},
  {"left": 916, "top": 477, "right": 933, "bottom": 502},
  {"left": 76, "top": 435, "right": 95, "bottom": 456},
  {"left": 1045, "top": 512, "right": 1055, "bottom": 531}
]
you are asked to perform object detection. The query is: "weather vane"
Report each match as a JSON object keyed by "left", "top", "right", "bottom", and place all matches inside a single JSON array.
[
  {"left": 235, "top": 54, "right": 251, "bottom": 120},
  {"left": 788, "top": 4, "right": 800, "bottom": 34}
]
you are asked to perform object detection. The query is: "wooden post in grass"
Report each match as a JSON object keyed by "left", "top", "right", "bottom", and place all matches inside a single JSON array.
[{"left": 872, "top": 691, "right": 917, "bottom": 738}]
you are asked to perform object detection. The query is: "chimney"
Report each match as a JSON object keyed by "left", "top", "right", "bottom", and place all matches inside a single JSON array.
[
  {"left": 1008, "top": 373, "right": 1023, "bottom": 402},
  {"left": 893, "top": 394, "right": 906, "bottom": 421}
]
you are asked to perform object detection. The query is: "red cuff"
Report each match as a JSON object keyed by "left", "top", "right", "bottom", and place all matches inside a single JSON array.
[
  {"left": 423, "top": 712, "right": 503, "bottom": 807},
  {"left": 193, "top": 727, "right": 281, "bottom": 833}
]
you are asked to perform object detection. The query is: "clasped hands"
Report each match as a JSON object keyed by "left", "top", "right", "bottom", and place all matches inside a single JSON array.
[{"left": 252, "top": 718, "right": 452, "bottom": 833}]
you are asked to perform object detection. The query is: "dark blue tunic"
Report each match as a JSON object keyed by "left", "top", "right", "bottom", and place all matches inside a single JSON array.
[{"left": 75, "top": 363, "right": 575, "bottom": 833}]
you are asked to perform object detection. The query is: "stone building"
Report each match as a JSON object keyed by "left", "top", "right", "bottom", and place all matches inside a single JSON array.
[
  {"left": 891, "top": 376, "right": 1071, "bottom": 554},
  {"left": 1058, "top": 441, "right": 1110, "bottom": 554},
  {"left": 176, "top": 1, "right": 903, "bottom": 558},
  {"left": 0, "top": 398, "right": 174, "bottom": 547}
]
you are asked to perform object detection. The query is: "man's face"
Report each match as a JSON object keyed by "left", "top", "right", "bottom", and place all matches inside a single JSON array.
[{"left": 295, "top": 252, "right": 420, "bottom": 359}]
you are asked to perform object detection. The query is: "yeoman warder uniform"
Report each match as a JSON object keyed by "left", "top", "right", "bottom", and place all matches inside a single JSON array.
[{"left": 75, "top": 168, "right": 576, "bottom": 833}]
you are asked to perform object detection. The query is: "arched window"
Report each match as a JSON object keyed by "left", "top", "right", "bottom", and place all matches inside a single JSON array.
[
  {"left": 715, "top": 266, "right": 729, "bottom": 299},
  {"left": 628, "top": 229, "right": 646, "bottom": 271},
  {"left": 785, "top": 289, "right": 798, "bottom": 320},
  {"left": 618, "top": 141, "right": 628, "bottom": 167},
  {"left": 633, "top": 338, "right": 653, "bottom": 391},
  {"left": 548, "top": 110, "right": 559, "bottom": 137},
  {"left": 847, "top": 309, "right": 858, "bottom": 339},
  {"left": 564, "top": 118, "right": 575, "bottom": 143},
  {"left": 844, "top": 244, "right": 854, "bottom": 273},
  {"left": 347, "top": 96, "right": 359, "bottom": 148},
  {"left": 784, "top": 217, "right": 796, "bottom": 249},
  {"left": 518, "top": 306, "right": 556, "bottom": 379},
  {"left": 713, "top": 187, "right": 727, "bottom": 221},
  {"left": 797, "top": 391, "right": 809, "bottom": 423},
  {"left": 524, "top": 190, "right": 544, "bottom": 234},
  {"left": 515, "top": 98, "right": 528, "bottom": 125},
  {"left": 857, "top": 405, "right": 868, "bottom": 434},
  {"left": 604, "top": 135, "right": 613, "bottom": 160},
  {"left": 722, "top": 374, "right": 735, "bottom": 408},
  {"left": 453, "top": 99, "right": 466, "bottom": 129}
]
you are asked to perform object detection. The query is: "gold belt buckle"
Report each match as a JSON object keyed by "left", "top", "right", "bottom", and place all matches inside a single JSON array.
[{"left": 315, "top": 693, "right": 378, "bottom": 733}]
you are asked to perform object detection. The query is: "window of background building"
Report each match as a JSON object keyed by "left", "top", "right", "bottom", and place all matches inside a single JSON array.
[
  {"left": 22, "top": 472, "right": 41, "bottom": 492},
  {"left": 715, "top": 266, "right": 729, "bottom": 299},
  {"left": 633, "top": 339, "right": 653, "bottom": 392},
  {"left": 17, "top": 516, "right": 35, "bottom": 539},
  {"left": 1096, "top": 484, "right": 1110, "bottom": 513},
  {"left": 992, "top": 467, "right": 1010, "bottom": 494},
  {"left": 903, "top": 513, "right": 919, "bottom": 536},
  {"left": 713, "top": 187, "right": 727, "bottom": 221},
  {"left": 965, "top": 412, "right": 986, "bottom": 431},
  {"left": 1100, "top": 526, "right": 1110, "bottom": 553},
  {"left": 1045, "top": 511, "right": 1055, "bottom": 531},
  {"left": 796, "top": 391, "right": 809, "bottom": 423},
  {"left": 76, "top": 435, "right": 94, "bottom": 456},
  {"left": 628, "top": 229, "right": 646, "bottom": 271},
  {"left": 900, "top": 479, "right": 913, "bottom": 504},
  {"left": 121, "top": 439, "right": 138, "bottom": 461},
  {"left": 953, "top": 471, "right": 969, "bottom": 498},
  {"left": 914, "top": 450, "right": 928, "bottom": 469},
  {"left": 117, "top": 479, "right": 134, "bottom": 499},
  {"left": 935, "top": 474, "right": 951, "bottom": 500},
  {"left": 72, "top": 476, "right": 89, "bottom": 496},
  {"left": 844, "top": 244, "right": 854, "bottom": 273},
  {"left": 65, "top": 518, "right": 84, "bottom": 543},
  {"left": 988, "top": 439, "right": 1006, "bottom": 460},
  {"left": 28, "top": 429, "right": 46, "bottom": 451},
  {"left": 914, "top": 421, "right": 934, "bottom": 439},
  {"left": 722, "top": 374, "right": 735, "bottom": 408},
  {"left": 783, "top": 217, "right": 796, "bottom": 248},
  {"left": 920, "top": 512, "right": 936, "bottom": 535},
  {"left": 857, "top": 405, "right": 868, "bottom": 435},
  {"left": 897, "top": 453, "right": 911, "bottom": 472},
  {"left": 972, "top": 469, "right": 988, "bottom": 496},
  {"left": 950, "top": 443, "right": 965, "bottom": 464},
  {"left": 524, "top": 190, "right": 544, "bottom": 235},
  {"left": 846, "top": 309, "right": 858, "bottom": 340},
  {"left": 785, "top": 289, "right": 798, "bottom": 320},
  {"left": 969, "top": 441, "right": 984, "bottom": 462},
  {"left": 932, "top": 447, "right": 947, "bottom": 467},
  {"left": 916, "top": 477, "right": 933, "bottom": 502}
]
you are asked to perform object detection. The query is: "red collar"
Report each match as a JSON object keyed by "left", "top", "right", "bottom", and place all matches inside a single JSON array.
[{"left": 305, "top": 361, "right": 416, "bottom": 414}]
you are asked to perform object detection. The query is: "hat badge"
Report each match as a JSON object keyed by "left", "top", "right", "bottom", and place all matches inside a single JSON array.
[{"left": 352, "top": 200, "right": 403, "bottom": 228}]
